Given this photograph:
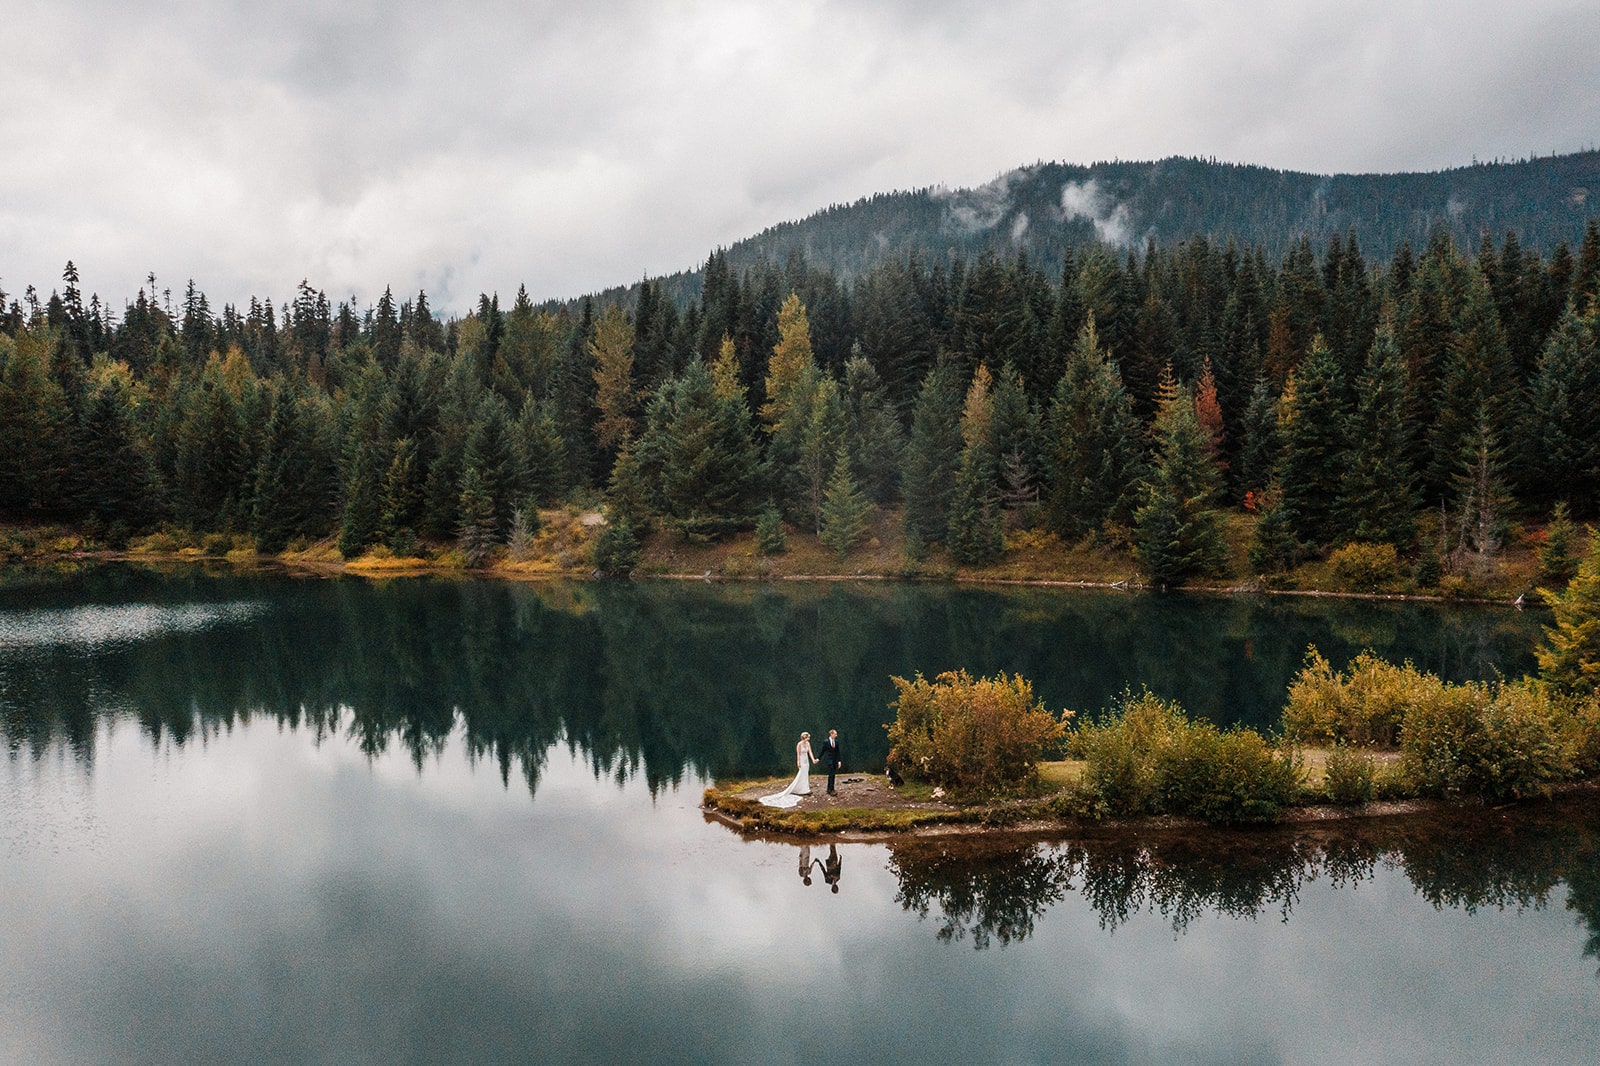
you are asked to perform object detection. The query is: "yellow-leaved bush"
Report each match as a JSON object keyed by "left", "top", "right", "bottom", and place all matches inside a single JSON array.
[{"left": 885, "top": 670, "right": 1070, "bottom": 798}]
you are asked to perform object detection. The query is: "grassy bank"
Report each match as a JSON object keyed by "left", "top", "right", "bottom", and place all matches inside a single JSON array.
[{"left": 0, "top": 504, "right": 1573, "bottom": 601}]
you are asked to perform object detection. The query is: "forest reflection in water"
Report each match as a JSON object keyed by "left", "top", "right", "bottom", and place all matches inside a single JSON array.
[
  {"left": 1, "top": 564, "right": 1544, "bottom": 794},
  {"left": 880, "top": 793, "right": 1600, "bottom": 962}
]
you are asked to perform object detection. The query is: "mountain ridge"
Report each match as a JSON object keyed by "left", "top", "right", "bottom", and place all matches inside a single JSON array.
[{"left": 575, "top": 150, "right": 1599, "bottom": 307}]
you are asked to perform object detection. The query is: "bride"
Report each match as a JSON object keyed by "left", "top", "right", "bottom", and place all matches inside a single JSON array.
[{"left": 760, "top": 732, "right": 818, "bottom": 808}]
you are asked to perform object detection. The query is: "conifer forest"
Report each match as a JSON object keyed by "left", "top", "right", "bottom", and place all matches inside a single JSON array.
[{"left": 4, "top": 211, "right": 1600, "bottom": 586}]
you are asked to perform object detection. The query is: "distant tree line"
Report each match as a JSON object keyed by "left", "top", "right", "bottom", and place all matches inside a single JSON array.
[{"left": 2, "top": 218, "right": 1599, "bottom": 582}]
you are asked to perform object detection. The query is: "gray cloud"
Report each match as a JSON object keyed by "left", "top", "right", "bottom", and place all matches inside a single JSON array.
[{"left": 2, "top": 0, "right": 1597, "bottom": 315}]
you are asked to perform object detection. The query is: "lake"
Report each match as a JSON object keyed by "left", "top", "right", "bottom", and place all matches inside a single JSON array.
[{"left": 3, "top": 565, "right": 1596, "bottom": 1064}]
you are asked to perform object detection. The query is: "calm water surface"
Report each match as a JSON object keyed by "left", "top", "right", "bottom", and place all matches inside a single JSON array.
[{"left": 2, "top": 565, "right": 1595, "bottom": 1064}]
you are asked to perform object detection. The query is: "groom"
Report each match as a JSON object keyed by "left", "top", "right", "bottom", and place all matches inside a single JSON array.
[{"left": 820, "top": 729, "right": 842, "bottom": 795}]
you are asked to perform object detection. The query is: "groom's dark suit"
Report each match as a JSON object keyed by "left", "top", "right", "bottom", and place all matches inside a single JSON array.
[{"left": 820, "top": 733, "right": 842, "bottom": 794}]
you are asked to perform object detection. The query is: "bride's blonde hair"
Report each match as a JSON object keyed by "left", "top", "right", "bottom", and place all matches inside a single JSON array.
[{"left": 800, "top": 732, "right": 810, "bottom": 739}]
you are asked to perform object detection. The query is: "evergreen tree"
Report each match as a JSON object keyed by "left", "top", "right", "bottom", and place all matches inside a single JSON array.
[
  {"left": 1539, "top": 501, "right": 1579, "bottom": 585},
  {"left": 1042, "top": 316, "right": 1144, "bottom": 541},
  {"left": 946, "top": 447, "right": 1004, "bottom": 565},
  {"left": 1134, "top": 383, "right": 1228, "bottom": 585},
  {"left": 1235, "top": 377, "right": 1279, "bottom": 500},
  {"left": 378, "top": 437, "right": 423, "bottom": 550},
  {"left": 1450, "top": 409, "right": 1512, "bottom": 577},
  {"left": 755, "top": 503, "right": 787, "bottom": 555},
  {"left": 462, "top": 394, "right": 517, "bottom": 536},
  {"left": 0, "top": 331, "right": 70, "bottom": 514},
  {"left": 549, "top": 298, "right": 599, "bottom": 489},
  {"left": 901, "top": 361, "right": 964, "bottom": 553},
  {"left": 1529, "top": 305, "right": 1600, "bottom": 514},
  {"left": 819, "top": 445, "right": 873, "bottom": 557},
  {"left": 456, "top": 465, "right": 497, "bottom": 568},
  {"left": 633, "top": 361, "right": 764, "bottom": 538},
  {"left": 78, "top": 370, "right": 158, "bottom": 530},
  {"left": 840, "top": 351, "right": 905, "bottom": 504},
  {"left": 515, "top": 396, "right": 567, "bottom": 507},
  {"left": 1247, "top": 487, "right": 1303, "bottom": 574},
  {"left": 589, "top": 303, "right": 638, "bottom": 453},
  {"left": 337, "top": 439, "right": 385, "bottom": 558},
  {"left": 1336, "top": 321, "right": 1415, "bottom": 547},
  {"left": 1536, "top": 526, "right": 1600, "bottom": 696},
  {"left": 1274, "top": 336, "right": 1347, "bottom": 547}
]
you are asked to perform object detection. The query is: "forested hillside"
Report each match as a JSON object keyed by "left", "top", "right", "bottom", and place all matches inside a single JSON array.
[
  {"left": 612, "top": 151, "right": 1600, "bottom": 308},
  {"left": 3, "top": 159, "right": 1600, "bottom": 587}
]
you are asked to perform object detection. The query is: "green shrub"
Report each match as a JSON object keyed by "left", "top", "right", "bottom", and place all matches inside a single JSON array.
[
  {"left": 1468, "top": 682, "right": 1574, "bottom": 801},
  {"left": 1398, "top": 679, "right": 1572, "bottom": 800},
  {"left": 1397, "top": 681, "right": 1484, "bottom": 796},
  {"left": 1071, "top": 690, "right": 1298, "bottom": 824},
  {"left": 1321, "top": 745, "right": 1375, "bottom": 805},
  {"left": 1155, "top": 723, "right": 1300, "bottom": 824},
  {"left": 1329, "top": 541, "right": 1403, "bottom": 592},
  {"left": 200, "top": 532, "right": 232, "bottom": 557},
  {"left": 1070, "top": 689, "right": 1185, "bottom": 816},
  {"left": 139, "top": 531, "right": 176, "bottom": 554},
  {"left": 886, "top": 670, "right": 1069, "bottom": 799},
  {"left": 1563, "top": 695, "right": 1600, "bottom": 777}
]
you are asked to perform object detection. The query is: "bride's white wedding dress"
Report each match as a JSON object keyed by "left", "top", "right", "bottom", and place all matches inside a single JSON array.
[{"left": 760, "top": 741, "right": 815, "bottom": 808}]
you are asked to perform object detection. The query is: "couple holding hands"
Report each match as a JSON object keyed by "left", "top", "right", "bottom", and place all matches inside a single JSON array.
[{"left": 759, "top": 729, "right": 841, "bottom": 808}]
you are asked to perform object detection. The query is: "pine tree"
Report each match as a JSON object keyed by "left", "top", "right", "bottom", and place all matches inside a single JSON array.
[
  {"left": 1042, "top": 316, "right": 1144, "bottom": 541},
  {"left": 1539, "top": 502, "right": 1579, "bottom": 585},
  {"left": 634, "top": 361, "right": 764, "bottom": 538},
  {"left": 761, "top": 292, "right": 814, "bottom": 431},
  {"left": 901, "top": 361, "right": 964, "bottom": 553},
  {"left": 1336, "top": 321, "right": 1415, "bottom": 547},
  {"left": 1274, "top": 335, "right": 1347, "bottom": 547},
  {"left": 589, "top": 304, "right": 637, "bottom": 452},
  {"left": 338, "top": 440, "right": 385, "bottom": 558},
  {"left": 819, "top": 445, "right": 873, "bottom": 557},
  {"left": 456, "top": 465, "right": 497, "bottom": 568},
  {"left": 1529, "top": 305, "right": 1600, "bottom": 514},
  {"left": 1536, "top": 526, "right": 1600, "bottom": 695},
  {"left": 946, "top": 447, "right": 1003, "bottom": 565},
  {"left": 78, "top": 370, "right": 157, "bottom": 530},
  {"left": 506, "top": 506, "right": 539, "bottom": 562},
  {"left": 1235, "top": 377, "right": 1279, "bottom": 500},
  {"left": 1450, "top": 410, "right": 1512, "bottom": 577},
  {"left": 378, "top": 437, "right": 422, "bottom": 550},
  {"left": 840, "top": 351, "right": 905, "bottom": 504},
  {"left": 1134, "top": 383, "right": 1227, "bottom": 585},
  {"left": 0, "top": 331, "right": 70, "bottom": 514}
]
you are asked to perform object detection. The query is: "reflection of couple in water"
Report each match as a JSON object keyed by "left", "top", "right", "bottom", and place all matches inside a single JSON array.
[{"left": 798, "top": 843, "right": 843, "bottom": 892}]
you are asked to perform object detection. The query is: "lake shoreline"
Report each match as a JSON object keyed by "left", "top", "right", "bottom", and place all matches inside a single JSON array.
[
  {"left": 702, "top": 773, "right": 1600, "bottom": 843},
  {"left": 1, "top": 507, "right": 1561, "bottom": 606},
  {"left": 2, "top": 544, "right": 1533, "bottom": 609}
]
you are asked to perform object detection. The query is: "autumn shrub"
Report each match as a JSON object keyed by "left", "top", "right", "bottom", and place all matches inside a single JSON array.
[
  {"left": 1399, "top": 679, "right": 1573, "bottom": 800},
  {"left": 1282, "top": 649, "right": 1435, "bottom": 748},
  {"left": 1562, "top": 695, "right": 1600, "bottom": 776},
  {"left": 1070, "top": 690, "right": 1298, "bottom": 824},
  {"left": 885, "top": 670, "right": 1069, "bottom": 798},
  {"left": 1156, "top": 723, "right": 1300, "bottom": 824},
  {"left": 1328, "top": 542, "right": 1404, "bottom": 592},
  {"left": 1320, "top": 745, "right": 1376, "bottom": 805},
  {"left": 1068, "top": 689, "right": 1184, "bottom": 816}
]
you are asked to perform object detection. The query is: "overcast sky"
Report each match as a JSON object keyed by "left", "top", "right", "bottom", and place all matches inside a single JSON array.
[{"left": 4, "top": 0, "right": 1597, "bottom": 316}]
